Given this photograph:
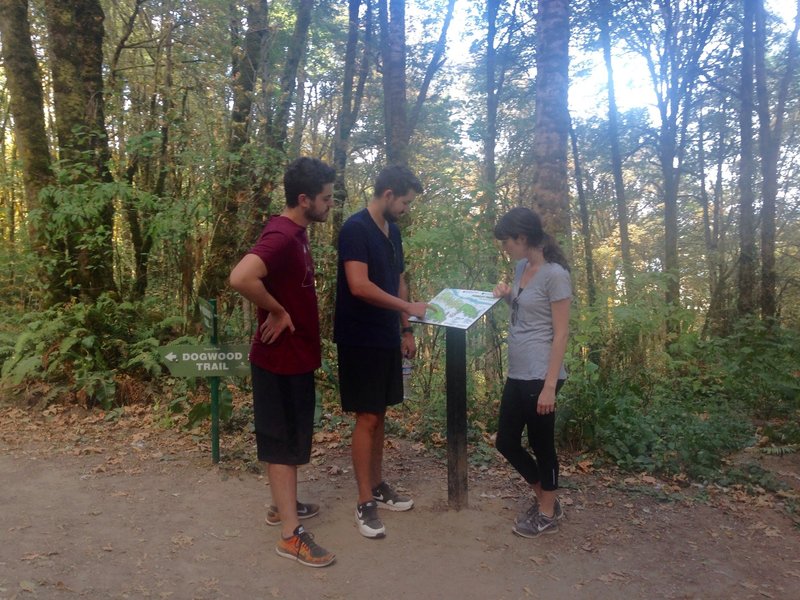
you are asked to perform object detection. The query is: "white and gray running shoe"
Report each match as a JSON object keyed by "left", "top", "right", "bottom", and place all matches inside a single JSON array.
[
  {"left": 515, "top": 497, "right": 564, "bottom": 526},
  {"left": 512, "top": 511, "right": 559, "bottom": 538},
  {"left": 355, "top": 500, "right": 386, "bottom": 538}
]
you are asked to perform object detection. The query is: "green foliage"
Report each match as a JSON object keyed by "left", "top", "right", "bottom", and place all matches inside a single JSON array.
[
  {"left": 560, "top": 304, "right": 799, "bottom": 482},
  {"left": 185, "top": 384, "right": 234, "bottom": 429},
  {"left": 0, "top": 295, "right": 186, "bottom": 409}
]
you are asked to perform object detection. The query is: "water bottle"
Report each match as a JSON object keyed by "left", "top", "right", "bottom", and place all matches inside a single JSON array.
[{"left": 402, "top": 357, "right": 413, "bottom": 399}]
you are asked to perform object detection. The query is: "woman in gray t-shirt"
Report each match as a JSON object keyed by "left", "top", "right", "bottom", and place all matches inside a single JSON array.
[{"left": 492, "top": 207, "right": 571, "bottom": 538}]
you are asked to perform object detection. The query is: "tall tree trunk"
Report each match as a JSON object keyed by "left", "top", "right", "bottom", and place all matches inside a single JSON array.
[
  {"left": 268, "top": 0, "right": 313, "bottom": 151},
  {"left": 123, "top": 14, "right": 177, "bottom": 299},
  {"left": 705, "top": 107, "right": 734, "bottom": 335},
  {"left": 598, "top": 0, "right": 633, "bottom": 299},
  {"left": 697, "top": 109, "right": 717, "bottom": 333},
  {"left": 623, "top": 0, "right": 725, "bottom": 315},
  {"left": 530, "top": 0, "right": 571, "bottom": 240},
  {"left": 480, "top": 0, "right": 508, "bottom": 403},
  {"left": 333, "top": 0, "right": 372, "bottom": 233},
  {"left": 661, "top": 132, "right": 681, "bottom": 311},
  {"left": 378, "top": 0, "right": 449, "bottom": 167},
  {"left": 199, "top": 0, "right": 268, "bottom": 301},
  {"left": 570, "top": 122, "right": 596, "bottom": 307},
  {"left": 754, "top": 0, "right": 800, "bottom": 320},
  {"left": 379, "top": 0, "right": 409, "bottom": 165},
  {"left": 483, "top": 0, "right": 501, "bottom": 228},
  {"left": 407, "top": 0, "right": 455, "bottom": 136},
  {"left": 43, "top": 0, "right": 115, "bottom": 301},
  {"left": 738, "top": 0, "right": 758, "bottom": 318},
  {"left": 289, "top": 65, "right": 307, "bottom": 156},
  {"left": 0, "top": 0, "right": 53, "bottom": 268}
]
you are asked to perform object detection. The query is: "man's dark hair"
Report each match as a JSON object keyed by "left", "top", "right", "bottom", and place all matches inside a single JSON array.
[
  {"left": 374, "top": 165, "right": 423, "bottom": 198},
  {"left": 284, "top": 157, "right": 336, "bottom": 207}
]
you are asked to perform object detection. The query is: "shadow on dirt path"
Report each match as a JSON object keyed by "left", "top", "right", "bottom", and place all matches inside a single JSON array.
[{"left": 1, "top": 405, "right": 798, "bottom": 599}]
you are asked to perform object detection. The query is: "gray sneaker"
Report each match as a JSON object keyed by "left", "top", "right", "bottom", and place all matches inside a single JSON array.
[
  {"left": 513, "top": 511, "right": 559, "bottom": 538},
  {"left": 265, "top": 501, "right": 320, "bottom": 526},
  {"left": 514, "top": 498, "right": 564, "bottom": 525},
  {"left": 355, "top": 501, "right": 386, "bottom": 538},
  {"left": 372, "top": 481, "right": 414, "bottom": 511}
]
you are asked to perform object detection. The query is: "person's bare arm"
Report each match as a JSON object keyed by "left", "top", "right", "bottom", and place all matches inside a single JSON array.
[
  {"left": 343, "top": 261, "right": 429, "bottom": 318},
  {"left": 398, "top": 273, "right": 417, "bottom": 358},
  {"left": 537, "top": 298, "right": 570, "bottom": 414}
]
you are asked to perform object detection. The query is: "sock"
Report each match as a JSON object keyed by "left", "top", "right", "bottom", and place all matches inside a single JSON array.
[{"left": 283, "top": 524, "right": 304, "bottom": 540}]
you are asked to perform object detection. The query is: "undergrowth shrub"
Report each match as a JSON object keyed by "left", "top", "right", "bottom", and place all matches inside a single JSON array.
[
  {"left": 559, "top": 309, "right": 799, "bottom": 481},
  {"left": 0, "top": 294, "right": 187, "bottom": 408}
]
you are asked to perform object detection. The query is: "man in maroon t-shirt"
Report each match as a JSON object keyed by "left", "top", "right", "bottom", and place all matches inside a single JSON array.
[{"left": 229, "top": 157, "right": 336, "bottom": 568}]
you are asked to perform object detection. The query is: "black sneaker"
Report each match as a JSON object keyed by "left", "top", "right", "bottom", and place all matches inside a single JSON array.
[
  {"left": 355, "top": 500, "right": 386, "bottom": 538},
  {"left": 372, "top": 481, "right": 414, "bottom": 512}
]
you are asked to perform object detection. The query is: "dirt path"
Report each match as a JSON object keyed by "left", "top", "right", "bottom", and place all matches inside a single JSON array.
[{"left": 1, "top": 404, "right": 798, "bottom": 600}]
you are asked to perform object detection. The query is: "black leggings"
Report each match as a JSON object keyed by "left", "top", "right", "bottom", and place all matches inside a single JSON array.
[{"left": 495, "top": 378, "right": 563, "bottom": 491}]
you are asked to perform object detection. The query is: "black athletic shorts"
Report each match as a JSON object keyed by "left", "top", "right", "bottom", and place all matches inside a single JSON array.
[
  {"left": 337, "top": 344, "right": 403, "bottom": 414},
  {"left": 251, "top": 363, "right": 315, "bottom": 465}
]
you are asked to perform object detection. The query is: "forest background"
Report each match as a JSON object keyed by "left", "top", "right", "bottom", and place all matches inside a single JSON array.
[{"left": 0, "top": 0, "right": 799, "bottom": 511}]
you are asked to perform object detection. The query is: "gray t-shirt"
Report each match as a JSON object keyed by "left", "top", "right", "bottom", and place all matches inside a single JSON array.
[{"left": 507, "top": 260, "right": 572, "bottom": 380}]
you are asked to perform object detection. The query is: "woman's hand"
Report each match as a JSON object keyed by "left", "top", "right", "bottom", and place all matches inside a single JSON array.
[
  {"left": 537, "top": 385, "right": 556, "bottom": 415},
  {"left": 493, "top": 282, "right": 511, "bottom": 300}
]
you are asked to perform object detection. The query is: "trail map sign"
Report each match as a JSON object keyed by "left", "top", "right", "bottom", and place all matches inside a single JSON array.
[{"left": 410, "top": 289, "right": 501, "bottom": 329}]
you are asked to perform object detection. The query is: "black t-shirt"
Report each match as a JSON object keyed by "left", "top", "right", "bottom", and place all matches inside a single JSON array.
[{"left": 334, "top": 208, "right": 405, "bottom": 348}]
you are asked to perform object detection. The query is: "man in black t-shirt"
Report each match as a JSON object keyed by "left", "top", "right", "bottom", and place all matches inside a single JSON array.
[{"left": 334, "top": 165, "right": 428, "bottom": 539}]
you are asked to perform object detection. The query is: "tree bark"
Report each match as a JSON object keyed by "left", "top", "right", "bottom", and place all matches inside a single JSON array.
[
  {"left": 43, "top": 0, "right": 116, "bottom": 300},
  {"left": 754, "top": 0, "right": 800, "bottom": 320},
  {"left": 483, "top": 0, "right": 501, "bottom": 228},
  {"left": 738, "top": 0, "right": 758, "bottom": 318},
  {"left": 289, "top": 64, "right": 307, "bottom": 156},
  {"left": 333, "top": 0, "right": 372, "bottom": 233},
  {"left": 530, "top": 0, "right": 571, "bottom": 240},
  {"left": 0, "top": 0, "right": 53, "bottom": 264},
  {"left": 199, "top": 0, "right": 268, "bottom": 301},
  {"left": 379, "top": 0, "right": 409, "bottom": 166},
  {"left": 268, "top": 0, "right": 313, "bottom": 151}
]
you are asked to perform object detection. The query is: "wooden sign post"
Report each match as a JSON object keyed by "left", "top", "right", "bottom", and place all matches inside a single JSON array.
[{"left": 411, "top": 289, "right": 501, "bottom": 510}]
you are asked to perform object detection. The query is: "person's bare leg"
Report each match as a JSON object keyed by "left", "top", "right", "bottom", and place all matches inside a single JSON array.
[
  {"left": 539, "top": 489, "right": 556, "bottom": 518},
  {"left": 531, "top": 481, "right": 543, "bottom": 503},
  {"left": 268, "top": 463, "right": 299, "bottom": 538},
  {"left": 352, "top": 412, "right": 381, "bottom": 504},
  {"left": 370, "top": 412, "right": 385, "bottom": 490}
]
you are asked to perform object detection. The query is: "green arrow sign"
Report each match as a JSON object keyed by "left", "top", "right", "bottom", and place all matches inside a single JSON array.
[{"left": 157, "top": 344, "right": 251, "bottom": 377}]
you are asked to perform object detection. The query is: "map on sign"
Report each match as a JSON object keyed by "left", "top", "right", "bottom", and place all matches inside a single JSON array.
[{"left": 409, "top": 288, "right": 501, "bottom": 330}]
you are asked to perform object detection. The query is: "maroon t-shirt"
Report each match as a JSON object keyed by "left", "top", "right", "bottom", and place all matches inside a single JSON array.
[{"left": 247, "top": 215, "right": 321, "bottom": 375}]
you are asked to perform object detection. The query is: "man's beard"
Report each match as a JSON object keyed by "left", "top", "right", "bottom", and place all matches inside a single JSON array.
[{"left": 305, "top": 205, "right": 328, "bottom": 223}]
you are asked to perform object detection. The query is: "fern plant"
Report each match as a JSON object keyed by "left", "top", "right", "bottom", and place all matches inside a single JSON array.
[{"left": 1, "top": 294, "right": 187, "bottom": 409}]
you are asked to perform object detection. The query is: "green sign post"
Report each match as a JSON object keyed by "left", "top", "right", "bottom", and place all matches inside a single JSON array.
[{"left": 158, "top": 299, "right": 250, "bottom": 463}]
